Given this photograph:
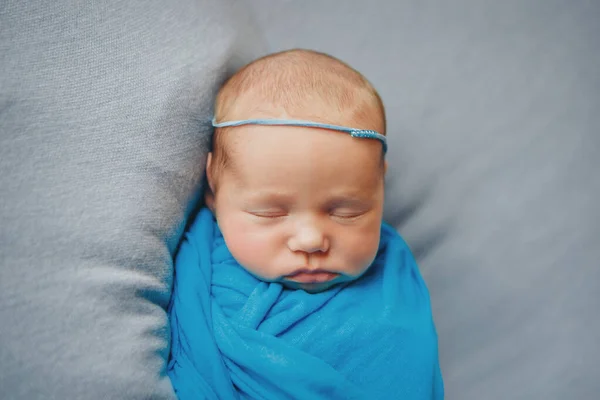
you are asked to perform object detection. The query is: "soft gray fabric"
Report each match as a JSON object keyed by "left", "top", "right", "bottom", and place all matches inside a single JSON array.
[
  {"left": 0, "top": 1, "right": 264, "bottom": 398},
  {"left": 250, "top": 1, "right": 600, "bottom": 399}
]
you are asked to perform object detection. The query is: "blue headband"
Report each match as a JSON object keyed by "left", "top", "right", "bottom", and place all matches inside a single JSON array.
[{"left": 212, "top": 118, "right": 387, "bottom": 153}]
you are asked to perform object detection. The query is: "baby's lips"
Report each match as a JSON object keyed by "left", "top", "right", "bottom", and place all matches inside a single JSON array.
[{"left": 285, "top": 271, "right": 339, "bottom": 284}]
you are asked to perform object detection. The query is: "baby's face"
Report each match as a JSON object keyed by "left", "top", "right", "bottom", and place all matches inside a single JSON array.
[{"left": 207, "top": 124, "right": 385, "bottom": 293}]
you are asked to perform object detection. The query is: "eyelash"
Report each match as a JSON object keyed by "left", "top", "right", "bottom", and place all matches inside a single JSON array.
[
  {"left": 249, "top": 211, "right": 287, "bottom": 219},
  {"left": 329, "top": 210, "right": 365, "bottom": 220},
  {"left": 247, "top": 209, "right": 367, "bottom": 220}
]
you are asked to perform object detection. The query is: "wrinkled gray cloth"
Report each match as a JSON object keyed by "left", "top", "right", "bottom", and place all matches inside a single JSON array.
[
  {"left": 0, "top": 1, "right": 264, "bottom": 398},
  {"left": 249, "top": 1, "right": 600, "bottom": 399}
]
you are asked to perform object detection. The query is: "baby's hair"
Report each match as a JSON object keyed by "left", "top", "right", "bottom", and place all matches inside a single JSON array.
[{"left": 209, "top": 49, "right": 386, "bottom": 188}]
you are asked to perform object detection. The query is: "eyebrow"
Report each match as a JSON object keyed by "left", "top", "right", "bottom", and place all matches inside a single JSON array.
[
  {"left": 326, "top": 196, "right": 373, "bottom": 208},
  {"left": 242, "top": 190, "right": 295, "bottom": 203}
]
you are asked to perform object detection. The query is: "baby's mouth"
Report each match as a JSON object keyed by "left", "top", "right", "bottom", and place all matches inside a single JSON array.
[{"left": 285, "top": 271, "right": 340, "bottom": 284}]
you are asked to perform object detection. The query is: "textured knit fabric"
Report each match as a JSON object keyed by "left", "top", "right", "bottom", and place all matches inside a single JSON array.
[{"left": 0, "top": 1, "right": 264, "bottom": 398}]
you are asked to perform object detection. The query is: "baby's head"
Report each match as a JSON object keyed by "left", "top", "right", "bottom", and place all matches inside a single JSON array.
[{"left": 206, "top": 49, "right": 387, "bottom": 292}]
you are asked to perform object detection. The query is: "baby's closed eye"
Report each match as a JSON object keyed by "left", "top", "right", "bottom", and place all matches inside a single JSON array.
[
  {"left": 330, "top": 207, "right": 364, "bottom": 217},
  {"left": 246, "top": 209, "right": 288, "bottom": 219}
]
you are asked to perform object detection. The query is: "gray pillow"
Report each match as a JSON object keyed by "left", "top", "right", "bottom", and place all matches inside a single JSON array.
[
  {"left": 250, "top": 1, "right": 600, "bottom": 399},
  {"left": 0, "top": 1, "right": 265, "bottom": 398}
]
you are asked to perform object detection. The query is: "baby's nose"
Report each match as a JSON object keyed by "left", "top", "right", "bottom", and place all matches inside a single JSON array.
[{"left": 288, "top": 224, "right": 329, "bottom": 254}]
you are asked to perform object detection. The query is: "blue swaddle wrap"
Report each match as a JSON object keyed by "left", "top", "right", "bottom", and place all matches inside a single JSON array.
[{"left": 168, "top": 208, "right": 443, "bottom": 399}]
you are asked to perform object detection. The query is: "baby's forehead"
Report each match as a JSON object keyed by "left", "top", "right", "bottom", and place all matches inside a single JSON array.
[
  {"left": 225, "top": 133, "right": 380, "bottom": 178},
  {"left": 215, "top": 126, "right": 384, "bottom": 181}
]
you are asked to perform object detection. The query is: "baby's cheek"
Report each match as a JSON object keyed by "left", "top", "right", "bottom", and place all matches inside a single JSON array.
[
  {"left": 345, "top": 228, "right": 381, "bottom": 272},
  {"left": 225, "top": 230, "right": 259, "bottom": 263},
  {"left": 221, "top": 223, "right": 275, "bottom": 278}
]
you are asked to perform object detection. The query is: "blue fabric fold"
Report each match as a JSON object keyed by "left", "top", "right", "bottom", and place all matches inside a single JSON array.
[{"left": 168, "top": 208, "right": 443, "bottom": 399}]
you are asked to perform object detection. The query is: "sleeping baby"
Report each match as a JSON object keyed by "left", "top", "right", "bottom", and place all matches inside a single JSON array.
[{"left": 167, "top": 49, "right": 443, "bottom": 399}]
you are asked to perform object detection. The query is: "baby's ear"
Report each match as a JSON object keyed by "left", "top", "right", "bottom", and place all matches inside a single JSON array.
[{"left": 204, "top": 152, "right": 216, "bottom": 211}]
